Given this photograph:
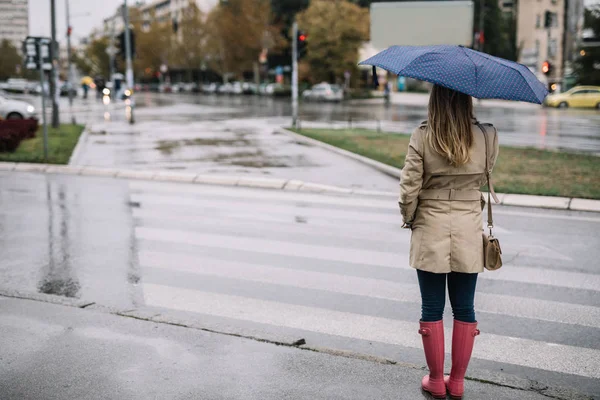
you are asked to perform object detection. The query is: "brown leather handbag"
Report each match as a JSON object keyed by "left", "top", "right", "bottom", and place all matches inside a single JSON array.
[{"left": 478, "top": 123, "right": 503, "bottom": 271}]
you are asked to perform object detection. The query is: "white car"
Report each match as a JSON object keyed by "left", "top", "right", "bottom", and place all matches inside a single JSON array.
[
  {"left": 302, "top": 83, "right": 344, "bottom": 102},
  {"left": 0, "top": 92, "right": 36, "bottom": 120}
]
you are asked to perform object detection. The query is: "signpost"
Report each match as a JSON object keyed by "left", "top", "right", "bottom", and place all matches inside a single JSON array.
[{"left": 23, "top": 36, "right": 52, "bottom": 161}]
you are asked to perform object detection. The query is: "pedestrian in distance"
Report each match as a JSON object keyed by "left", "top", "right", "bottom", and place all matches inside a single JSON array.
[{"left": 399, "top": 84, "right": 499, "bottom": 399}]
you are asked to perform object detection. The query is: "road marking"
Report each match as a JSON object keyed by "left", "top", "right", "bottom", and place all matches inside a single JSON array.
[
  {"left": 136, "top": 227, "right": 401, "bottom": 268},
  {"left": 143, "top": 283, "right": 600, "bottom": 379},
  {"left": 140, "top": 250, "right": 600, "bottom": 329},
  {"left": 137, "top": 227, "right": 600, "bottom": 291}
]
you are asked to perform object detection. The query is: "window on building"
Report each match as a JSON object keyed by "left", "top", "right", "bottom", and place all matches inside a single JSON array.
[{"left": 536, "top": 14, "right": 541, "bottom": 28}]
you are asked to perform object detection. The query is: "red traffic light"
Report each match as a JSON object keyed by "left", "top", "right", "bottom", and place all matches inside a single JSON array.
[
  {"left": 542, "top": 61, "right": 550, "bottom": 74},
  {"left": 67, "top": 26, "right": 72, "bottom": 37},
  {"left": 299, "top": 34, "right": 307, "bottom": 42}
]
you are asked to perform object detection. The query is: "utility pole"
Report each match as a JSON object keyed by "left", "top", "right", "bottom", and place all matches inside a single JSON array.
[
  {"left": 123, "top": 0, "right": 134, "bottom": 89},
  {"left": 109, "top": 18, "right": 116, "bottom": 92},
  {"left": 50, "top": 0, "right": 60, "bottom": 127},
  {"left": 66, "top": 0, "right": 75, "bottom": 124},
  {"left": 291, "top": 21, "right": 298, "bottom": 129}
]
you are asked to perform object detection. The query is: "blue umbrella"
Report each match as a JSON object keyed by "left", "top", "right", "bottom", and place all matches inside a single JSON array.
[{"left": 360, "top": 45, "right": 548, "bottom": 104}]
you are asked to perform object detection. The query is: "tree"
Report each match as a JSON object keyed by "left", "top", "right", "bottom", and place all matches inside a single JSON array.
[
  {"left": 296, "top": 0, "right": 369, "bottom": 83},
  {"left": 74, "top": 35, "right": 111, "bottom": 78},
  {"left": 131, "top": 9, "right": 172, "bottom": 80},
  {"left": 475, "top": 0, "right": 518, "bottom": 61},
  {"left": 0, "top": 40, "right": 22, "bottom": 81},
  {"left": 171, "top": 2, "right": 206, "bottom": 80},
  {"left": 574, "top": 6, "right": 600, "bottom": 85},
  {"left": 205, "top": 0, "right": 281, "bottom": 80}
]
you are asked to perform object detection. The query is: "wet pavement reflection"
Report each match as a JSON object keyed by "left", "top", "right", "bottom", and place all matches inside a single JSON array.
[
  {"left": 134, "top": 93, "right": 600, "bottom": 154},
  {"left": 0, "top": 172, "right": 141, "bottom": 309}
]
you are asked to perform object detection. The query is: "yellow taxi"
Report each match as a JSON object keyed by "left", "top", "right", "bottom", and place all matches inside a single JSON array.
[{"left": 544, "top": 86, "right": 600, "bottom": 109}]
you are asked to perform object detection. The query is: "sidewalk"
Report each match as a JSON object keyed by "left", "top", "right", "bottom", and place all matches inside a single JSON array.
[{"left": 0, "top": 296, "right": 550, "bottom": 400}]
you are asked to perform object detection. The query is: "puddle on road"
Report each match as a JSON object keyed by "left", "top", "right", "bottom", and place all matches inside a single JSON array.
[
  {"left": 38, "top": 278, "right": 80, "bottom": 298},
  {"left": 155, "top": 137, "right": 251, "bottom": 155}
]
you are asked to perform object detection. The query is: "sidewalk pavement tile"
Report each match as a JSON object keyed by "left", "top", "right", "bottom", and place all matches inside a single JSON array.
[
  {"left": 154, "top": 171, "right": 198, "bottom": 183},
  {"left": 80, "top": 167, "right": 119, "bottom": 177},
  {"left": 237, "top": 177, "right": 287, "bottom": 189},
  {"left": 284, "top": 179, "right": 304, "bottom": 191},
  {"left": 14, "top": 163, "right": 48, "bottom": 172},
  {"left": 300, "top": 182, "right": 353, "bottom": 194},
  {"left": 502, "top": 194, "right": 570, "bottom": 209},
  {"left": 117, "top": 169, "right": 157, "bottom": 180},
  {"left": 46, "top": 165, "right": 84, "bottom": 175},
  {"left": 569, "top": 198, "right": 600, "bottom": 212},
  {"left": 0, "top": 162, "right": 16, "bottom": 171},
  {"left": 194, "top": 174, "right": 239, "bottom": 186}
]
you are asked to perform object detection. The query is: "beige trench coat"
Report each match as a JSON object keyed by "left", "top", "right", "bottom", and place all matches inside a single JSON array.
[{"left": 399, "top": 121, "right": 499, "bottom": 274}]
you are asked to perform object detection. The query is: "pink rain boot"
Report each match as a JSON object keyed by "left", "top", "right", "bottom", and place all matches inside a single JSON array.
[
  {"left": 444, "top": 320, "right": 480, "bottom": 399},
  {"left": 418, "top": 320, "right": 446, "bottom": 399}
]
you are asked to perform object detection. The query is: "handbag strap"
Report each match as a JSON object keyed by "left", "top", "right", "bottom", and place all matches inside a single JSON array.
[{"left": 476, "top": 122, "right": 498, "bottom": 236}]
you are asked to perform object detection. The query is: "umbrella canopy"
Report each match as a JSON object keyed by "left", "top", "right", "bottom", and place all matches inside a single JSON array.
[
  {"left": 80, "top": 76, "right": 93, "bottom": 85},
  {"left": 359, "top": 45, "right": 548, "bottom": 104}
]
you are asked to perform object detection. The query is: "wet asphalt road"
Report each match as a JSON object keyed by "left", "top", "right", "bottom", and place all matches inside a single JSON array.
[
  {"left": 9, "top": 91, "right": 600, "bottom": 154},
  {"left": 1, "top": 172, "right": 599, "bottom": 399},
  {"left": 134, "top": 92, "right": 600, "bottom": 154}
]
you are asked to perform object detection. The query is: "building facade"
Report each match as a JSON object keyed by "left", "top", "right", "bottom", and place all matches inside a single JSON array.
[
  {"left": 0, "top": 0, "right": 29, "bottom": 49},
  {"left": 140, "top": 0, "right": 217, "bottom": 31},
  {"left": 516, "top": 0, "right": 566, "bottom": 85}
]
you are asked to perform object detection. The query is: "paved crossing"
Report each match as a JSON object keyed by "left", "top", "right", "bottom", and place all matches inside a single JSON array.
[{"left": 128, "top": 180, "right": 600, "bottom": 398}]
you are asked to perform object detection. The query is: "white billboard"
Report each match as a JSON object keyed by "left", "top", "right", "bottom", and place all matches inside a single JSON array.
[{"left": 370, "top": 1, "right": 474, "bottom": 50}]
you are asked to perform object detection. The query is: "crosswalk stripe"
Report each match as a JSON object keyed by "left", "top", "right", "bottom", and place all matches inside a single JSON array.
[
  {"left": 136, "top": 227, "right": 402, "bottom": 268},
  {"left": 130, "top": 193, "right": 397, "bottom": 224},
  {"left": 129, "top": 181, "right": 397, "bottom": 210},
  {"left": 132, "top": 208, "right": 405, "bottom": 240},
  {"left": 143, "top": 283, "right": 600, "bottom": 379},
  {"left": 140, "top": 250, "right": 600, "bottom": 329},
  {"left": 136, "top": 227, "right": 600, "bottom": 292}
]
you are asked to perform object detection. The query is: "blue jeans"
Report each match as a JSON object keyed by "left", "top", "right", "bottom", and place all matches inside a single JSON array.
[{"left": 417, "top": 270, "right": 478, "bottom": 323}]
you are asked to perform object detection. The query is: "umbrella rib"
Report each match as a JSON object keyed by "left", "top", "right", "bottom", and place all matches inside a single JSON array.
[
  {"left": 474, "top": 52, "right": 544, "bottom": 101},
  {"left": 463, "top": 48, "right": 479, "bottom": 97}
]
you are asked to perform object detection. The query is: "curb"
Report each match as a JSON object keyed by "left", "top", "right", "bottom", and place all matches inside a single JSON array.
[
  {"left": 280, "top": 128, "right": 402, "bottom": 179},
  {"left": 0, "top": 162, "right": 393, "bottom": 198},
  {"left": 68, "top": 125, "right": 90, "bottom": 165},
  {"left": 1, "top": 161, "right": 599, "bottom": 213},
  {"left": 278, "top": 129, "right": 600, "bottom": 213}
]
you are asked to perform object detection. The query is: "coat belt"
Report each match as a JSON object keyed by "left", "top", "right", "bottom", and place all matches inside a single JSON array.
[{"left": 418, "top": 189, "right": 481, "bottom": 201}]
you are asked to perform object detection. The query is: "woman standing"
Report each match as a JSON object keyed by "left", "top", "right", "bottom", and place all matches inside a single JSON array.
[{"left": 399, "top": 85, "right": 499, "bottom": 399}]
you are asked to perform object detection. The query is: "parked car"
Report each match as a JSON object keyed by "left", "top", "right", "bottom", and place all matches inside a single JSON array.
[
  {"left": 202, "top": 83, "right": 219, "bottom": 94},
  {"left": 302, "top": 83, "right": 344, "bottom": 102},
  {"left": 59, "top": 82, "right": 78, "bottom": 97},
  {"left": 218, "top": 82, "right": 233, "bottom": 94},
  {"left": 544, "top": 86, "right": 600, "bottom": 109},
  {"left": 0, "top": 91, "right": 36, "bottom": 119},
  {"left": 242, "top": 82, "right": 257, "bottom": 95},
  {"left": 2, "top": 79, "right": 31, "bottom": 94}
]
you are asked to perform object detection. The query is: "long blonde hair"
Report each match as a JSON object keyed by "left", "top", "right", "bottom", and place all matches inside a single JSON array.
[{"left": 427, "top": 85, "right": 474, "bottom": 166}]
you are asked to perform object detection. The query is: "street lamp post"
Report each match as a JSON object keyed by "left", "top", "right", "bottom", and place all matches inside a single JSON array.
[
  {"left": 50, "top": 0, "right": 60, "bottom": 128},
  {"left": 66, "top": 0, "right": 75, "bottom": 124},
  {"left": 123, "top": 0, "right": 134, "bottom": 89}
]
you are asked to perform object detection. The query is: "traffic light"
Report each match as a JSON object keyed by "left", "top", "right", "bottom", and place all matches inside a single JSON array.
[
  {"left": 117, "top": 30, "right": 136, "bottom": 60},
  {"left": 297, "top": 30, "right": 307, "bottom": 60},
  {"left": 67, "top": 26, "right": 72, "bottom": 37},
  {"left": 541, "top": 60, "right": 551, "bottom": 75}
]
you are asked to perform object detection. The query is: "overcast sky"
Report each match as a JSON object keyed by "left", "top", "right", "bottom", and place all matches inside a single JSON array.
[
  {"left": 28, "top": 0, "right": 600, "bottom": 46},
  {"left": 29, "top": 0, "right": 125, "bottom": 45}
]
